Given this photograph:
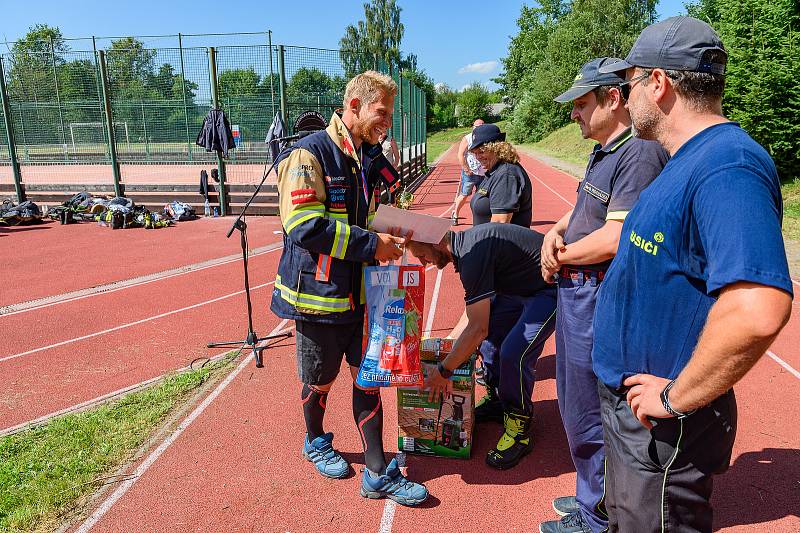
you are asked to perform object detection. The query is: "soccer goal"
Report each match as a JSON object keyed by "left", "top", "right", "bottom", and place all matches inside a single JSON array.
[{"left": 68, "top": 122, "right": 130, "bottom": 152}]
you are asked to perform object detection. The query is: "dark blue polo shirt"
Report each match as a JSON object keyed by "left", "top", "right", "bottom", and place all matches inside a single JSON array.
[
  {"left": 470, "top": 161, "right": 532, "bottom": 227},
  {"left": 592, "top": 123, "right": 794, "bottom": 389},
  {"left": 451, "top": 223, "right": 548, "bottom": 304},
  {"left": 563, "top": 128, "right": 669, "bottom": 270}
]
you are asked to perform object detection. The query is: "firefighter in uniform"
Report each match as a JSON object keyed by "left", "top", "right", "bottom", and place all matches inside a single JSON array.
[{"left": 270, "top": 71, "right": 428, "bottom": 507}]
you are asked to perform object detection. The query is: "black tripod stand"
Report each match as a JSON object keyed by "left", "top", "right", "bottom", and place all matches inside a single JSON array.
[{"left": 207, "top": 155, "right": 292, "bottom": 368}]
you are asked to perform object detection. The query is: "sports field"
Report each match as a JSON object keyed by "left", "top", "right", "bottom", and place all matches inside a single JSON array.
[{"left": 1, "top": 143, "right": 798, "bottom": 532}]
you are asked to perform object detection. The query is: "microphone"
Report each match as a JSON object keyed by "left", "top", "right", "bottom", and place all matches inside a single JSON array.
[{"left": 274, "top": 130, "right": 317, "bottom": 143}]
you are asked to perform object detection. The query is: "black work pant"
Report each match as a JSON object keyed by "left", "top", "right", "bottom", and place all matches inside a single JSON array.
[{"left": 598, "top": 381, "right": 737, "bottom": 533}]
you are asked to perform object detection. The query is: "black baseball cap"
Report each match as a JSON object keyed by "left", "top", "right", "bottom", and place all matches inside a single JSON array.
[
  {"left": 468, "top": 124, "right": 505, "bottom": 150},
  {"left": 598, "top": 16, "right": 727, "bottom": 75},
  {"left": 554, "top": 57, "right": 625, "bottom": 103}
]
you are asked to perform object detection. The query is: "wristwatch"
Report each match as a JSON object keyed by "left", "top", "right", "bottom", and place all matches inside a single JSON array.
[
  {"left": 437, "top": 361, "right": 453, "bottom": 379},
  {"left": 660, "top": 380, "right": 696, "bottom": 418}
]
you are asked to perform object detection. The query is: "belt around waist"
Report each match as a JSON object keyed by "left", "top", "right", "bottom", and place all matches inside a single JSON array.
[{"left": 559, "top": 266, "right": 606, "bottom": 281}]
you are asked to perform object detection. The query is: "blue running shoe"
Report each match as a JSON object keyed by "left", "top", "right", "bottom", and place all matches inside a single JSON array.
[
  {"left": 360, "top": 458, "right": 429, "bottom": 506},
  {"left": 302, "top": 433, "right": 349, "bottom": 479}
]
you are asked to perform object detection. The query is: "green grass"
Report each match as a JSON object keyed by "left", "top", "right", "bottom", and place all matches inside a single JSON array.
[
  {"left": 0, "top": 358, "right": 232, "bottom": 532},
  {"left": 522, "top": 122, "right": 595, "bottom": 168},
  {"left": 782, "top": 179, "right": 800, "bottom": 241},
  {"left": 426, "top": 120, "right": 508, "bottom": 165}
]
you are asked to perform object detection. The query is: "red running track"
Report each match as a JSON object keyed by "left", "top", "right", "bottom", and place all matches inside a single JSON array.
[{"left": 3, "top": 142, "right": 797, "bottom": 532}]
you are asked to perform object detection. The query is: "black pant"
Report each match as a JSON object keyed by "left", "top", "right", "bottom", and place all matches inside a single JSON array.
[{"left": 598, "top": 381, "right": 737, "bottom": 533}]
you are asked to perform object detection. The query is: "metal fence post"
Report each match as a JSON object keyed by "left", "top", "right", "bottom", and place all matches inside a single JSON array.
[
  {"left": 277, "top": 45, "right": 288, "bottom": 127},
  {"left": 398, "top": 73, "right": 405, "bottom": 186},
  {"left": 267, "top": 31, "right": 276, "bottom": 120},
  {"left": 97, "top": 50, "right": 122, "bottom": 197},
  {"left": 178, "top": 33, "right": 193, "bottom": 161},
  {"left": 208, "top": 46, "right": 229, "bottom": 216},
  {"left": 0, "top": 56, "right": 24, "bottom": 202},
  {"left": 49, "top": 37, "right": 67, "bottom": 149}
]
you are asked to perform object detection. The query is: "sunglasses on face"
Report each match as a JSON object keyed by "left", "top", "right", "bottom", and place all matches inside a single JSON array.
[{"left": 619, "top": 71, "right": 651, "bottom": 100}]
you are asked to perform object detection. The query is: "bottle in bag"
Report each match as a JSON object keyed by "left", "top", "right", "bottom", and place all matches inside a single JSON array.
[{"left": 379, "top": 290, "right": 406, "bottom": 371}]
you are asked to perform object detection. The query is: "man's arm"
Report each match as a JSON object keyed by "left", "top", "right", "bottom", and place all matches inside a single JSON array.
[
  {"left": 490, "top": 213, "right": 513, "bottom": 223},
  {"left": 426, "top": 298, "right": 490, "bottom": 401},
  {"left": 390, "top": 138, "right": 400, "bottom": 168},
  {"left": 278, "top": 148, "right": 402, "bottom": 263},
  {"left": 624, "top": 281, "right": 792, "bottom": 428},
  {"left": 540, "top": 209, "right": 573, "bottom": 280},
  {"left": 554, "top": 219, "right": 623, "bottom": 265},
  {"left": 456, "top": 136, "right": 471, "bottom": 175}
]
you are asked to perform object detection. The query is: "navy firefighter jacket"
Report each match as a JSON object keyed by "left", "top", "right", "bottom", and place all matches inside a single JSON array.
[{"left": 270, "top": 113, "right": 397, "bottom": 324}]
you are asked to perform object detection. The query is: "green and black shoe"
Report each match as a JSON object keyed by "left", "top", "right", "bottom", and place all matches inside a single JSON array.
[
  {"left": 485, "top": 411, "right": 533, "bottom": 470},
  {"left": 474, "top": 387, "right": 504, "bottom": 424}
]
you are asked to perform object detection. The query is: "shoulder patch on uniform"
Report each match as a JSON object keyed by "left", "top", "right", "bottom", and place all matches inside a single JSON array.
[{"left": 583, "top": 181, "right": 610, "bottom": 204}]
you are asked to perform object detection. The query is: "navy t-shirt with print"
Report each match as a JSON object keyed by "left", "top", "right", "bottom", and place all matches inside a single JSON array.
[
  {"left": 470, "top": 161, "right": 532, "bottom": 227},
  {"left": 564, "top": 128, "right": 669, "bottom": 270},
  {"left": 592, "top": 123, "right": 794, "bottom": 389},
  {"left": 451, "top": 223, "right": 548, "bottom": 305}
]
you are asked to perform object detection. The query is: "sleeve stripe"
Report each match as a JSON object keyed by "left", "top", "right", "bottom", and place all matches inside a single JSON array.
[
  {"left": 606, "top": 210, "right": 630, "bottom": 221},
  {"left": 331, "top": 220, "right": 351, "bottom": 259},
  {"left": 285, "top": 209, "right": 324, "bottom": 233}
]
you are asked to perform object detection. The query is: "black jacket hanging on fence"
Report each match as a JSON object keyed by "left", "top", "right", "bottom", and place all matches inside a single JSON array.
[
  {"left": 265, "top": 111, "right": 287, "bottom": 161},
  {"left": 196, "top": 108, "right": 236, "bottom": 158}
]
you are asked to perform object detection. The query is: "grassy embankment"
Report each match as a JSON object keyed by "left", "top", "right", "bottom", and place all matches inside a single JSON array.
[
  {"left": 425, "top": 120, "right": 508, "bottom": 166},
  {"left": 0, "top": 357, "right": 235, "bottom": 532}
]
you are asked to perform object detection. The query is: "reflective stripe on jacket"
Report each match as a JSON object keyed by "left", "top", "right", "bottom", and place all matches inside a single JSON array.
[{"left": 270, "top": 113, "right": 381, "bottom": 324}]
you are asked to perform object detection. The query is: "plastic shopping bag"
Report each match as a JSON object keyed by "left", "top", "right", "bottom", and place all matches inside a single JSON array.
[{"left": 356, "top": 264, "right": 425, "bottom": 388}]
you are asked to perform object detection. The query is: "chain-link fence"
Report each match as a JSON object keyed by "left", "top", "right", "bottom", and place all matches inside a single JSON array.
[{"left": 0, "top": 32, "right": 427, "bottom": 211}]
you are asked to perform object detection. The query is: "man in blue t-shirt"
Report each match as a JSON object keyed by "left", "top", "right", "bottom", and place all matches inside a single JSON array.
[
  {"left": 593, "top": 17, "right": 793, "bottom": 532},
  {"left": 539, "top": 57, "right": 668, "bottom": 533}
]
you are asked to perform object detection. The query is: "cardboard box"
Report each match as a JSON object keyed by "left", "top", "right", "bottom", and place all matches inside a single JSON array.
[{"left": 397, "top": 338, "right": 476, "bottom": 459}]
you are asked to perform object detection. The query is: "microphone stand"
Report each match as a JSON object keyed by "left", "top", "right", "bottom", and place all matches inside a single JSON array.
[{"left": 206, "top": 144, "right": 294, "bottom": 368}]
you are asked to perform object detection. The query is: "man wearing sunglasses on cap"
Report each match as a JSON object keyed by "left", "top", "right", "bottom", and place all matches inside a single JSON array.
[
  {"left": 539, "top": 57, "right": 668, "bottom": 533},
  {"left": 591, "top": 17, "right": 792, "bottom": 532}
]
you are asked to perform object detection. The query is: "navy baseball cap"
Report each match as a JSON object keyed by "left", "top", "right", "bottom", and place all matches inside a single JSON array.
[
  {"left": 468, "top": 124, "right": 505, "bottom": 150},
  {"left": 554, "top": 57, "right": 626, "bottom": 103},
  {"left": 598, "top": 16, "right": 727, "bottom": 75}
]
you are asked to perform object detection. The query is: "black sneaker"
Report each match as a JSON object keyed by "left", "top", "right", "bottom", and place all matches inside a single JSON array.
[
  {"left": 539, "top": 512, "right": 591, "bottom": 533},
  {"left": 485, "top": 411, "right": 532, "bottom": 470},
  {"left": 474, "top": 388, "right": 503, "bottom": 424},
  {"left": 552, "top": 495, "right": 579, "bottom": 517}
]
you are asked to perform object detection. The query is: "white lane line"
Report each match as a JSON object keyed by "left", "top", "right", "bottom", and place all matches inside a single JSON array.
[
  {"left": 377, "top": 179, "right": 452, "bottom": 533},
  {"left": 0, "top": 281, "right": 275, "bottom": 364},
  {"left": 378, "top": 498, "right": 397, "bottom": 533},
  {"left": 767, "top": 350, "right": 800, "bottom": 380},
  {"left": 528, "top": 171, "right": 575, "bottom": 208},
  {"left": 424, "top": 269, "right": 444, "bottom": 337},
  {"left": 75, "top": 319, "right": 290, "bottom": 533},
  {"left": 0, "top": 244, "right": 283, "bottom": 317}
]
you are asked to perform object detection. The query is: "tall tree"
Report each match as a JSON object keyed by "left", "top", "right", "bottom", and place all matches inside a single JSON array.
[
  {"left": 457, "top": 83, "right": 491, "bottom": 127},
  {"left": 502, "top": 0, "right": 657, "bottom": 142},
  {"left": 287, "top": 67, "right": 336, "bottom": 99},
  {"left": 339, "top": 0, "right": 404, "bottom": 76},
  {"left": 7, "top": 24, "right": 68, "bottom": 102},
  {"left": 687, "top": 0, "right": 800, "bottom": 180},
  {"left": 106, "top": 37, "right": 156, "bottom": 100}
]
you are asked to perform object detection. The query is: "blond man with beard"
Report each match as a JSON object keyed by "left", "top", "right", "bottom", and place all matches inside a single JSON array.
[{"left": 271, "top": 71, "right": 428, "bottom": 506}]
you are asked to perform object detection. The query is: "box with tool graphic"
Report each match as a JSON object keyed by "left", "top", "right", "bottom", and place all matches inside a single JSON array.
[{"left": 396, "top": 338, "right": 476, "bottom": 459}]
